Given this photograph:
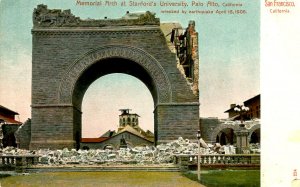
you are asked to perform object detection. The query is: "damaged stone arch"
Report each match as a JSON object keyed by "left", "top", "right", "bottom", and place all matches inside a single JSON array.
[
  {"left": 30, "top": 5, "right": 200, "bottom": 149},
  {"left": 57, "top": 45, "right": 174, "bottom": 148},
  {"left": 58, "top": 45, "right": 172, "bottom": 109}
]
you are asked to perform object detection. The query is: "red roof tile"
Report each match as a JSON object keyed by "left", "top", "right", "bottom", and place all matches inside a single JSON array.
[
  {"left": 81, "top": 137, "right": 109, "bottom": 143},
  {"left": 0, "top": 114, "right": 22, "bottom": 125}
]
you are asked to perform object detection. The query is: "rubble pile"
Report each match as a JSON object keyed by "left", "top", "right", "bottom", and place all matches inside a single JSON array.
[
  {"left": 221, "top": 118, "right": 260, "bottom": 129},
  {"left": 249, "top": 143, "right": 260, "bottom": 154},
  {"left": 0, "top": 137, "right": 259, "bottom": 166}
]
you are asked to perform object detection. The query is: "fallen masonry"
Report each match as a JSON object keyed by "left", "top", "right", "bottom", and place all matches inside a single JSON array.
[{"left": 0, "top": 137, "right": 260, "bottom": 166}]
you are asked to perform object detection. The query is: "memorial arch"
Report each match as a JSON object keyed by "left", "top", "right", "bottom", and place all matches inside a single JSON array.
[{"left": 29, "top": 5, "right": 200, "bottom": 149}]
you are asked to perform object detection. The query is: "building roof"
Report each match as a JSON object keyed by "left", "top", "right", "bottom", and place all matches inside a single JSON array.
[
  {"left": 82, "top": 125, "right": 154, "bottom": 143},
  {"left": 81, "top": 137, "right": 109, "bottom": 143},
  {"left": 104, "top": 125, "right": 154, "bottom": 144},
  {"left": 244, "top": 94, "right": 260, "bottom": 105},
  {"left": 119, "top": 113, "right": 140, "bottom": 117},
  {"left": 117, "top": 125, "right": 146, "bottom": 139},
  {"left": 118, "top": 125, "right": 154, "bottom": 142},
  {"left": 146, "top": 130, "right": 154, "bottom": 136},
  {"left": 227, "top": 114, "right": 240, "bottom": 121},
  {"left": 224, "top": 94, "right": 260, "bottom": 113},
  {"left": 99, "top": 130, "right": 116, "bottom": 138},
  {"left": 224, "top": 108, "right": 235, "bottom": 113},
  {"left": 118, "top": 109, "right": 140, "bottom": 117},
  {"left": 0, "top": 105, "right": 19, "bottom": 115},
  {"left": 0, "top": 114, "right": 22, "bottom": 125}
]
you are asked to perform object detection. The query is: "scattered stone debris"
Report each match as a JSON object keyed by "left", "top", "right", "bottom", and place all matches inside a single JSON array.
[
  {"left": 249, "top": 143, "right": 260, "bottom": 154},
  {"left": 0, "top": 137, "right": 260, "bottom": 166}
]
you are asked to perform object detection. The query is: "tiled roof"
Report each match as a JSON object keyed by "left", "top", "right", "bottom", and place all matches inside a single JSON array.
[
  {"left": 81, "top": 137, "right": 108, "bottom": 143},
  {"left": 225, "top": 94, "right": 260, "bottom": 113},
  {"left": 116, "top": 125, "right": 154, "bottom": 142},
  {"left": 244, "top": 94, "right": 260, "bottom": 104},
  {"left": 100, "top": 130, "right": 116, "bottom": 138},
  {"left": 117, "top": 125, "right": 146, "bottom": 139},
  {"left": 0, "top": 114, "right": 22, "bottom": 125}
]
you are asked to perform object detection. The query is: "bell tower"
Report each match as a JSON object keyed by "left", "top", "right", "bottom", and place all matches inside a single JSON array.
[{"left": 118, "top": 109, "right": 140, "bottom": 131}]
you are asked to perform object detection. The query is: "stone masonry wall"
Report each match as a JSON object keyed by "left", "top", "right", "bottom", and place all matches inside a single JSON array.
[
  {"left": 30, "top": 106, "right": 76, "bottom": 149},
  {"left": 31, "top": 28, "right": 198, "bottom": 105},
  {"left": 30, "top": 6, "right": 199, "bottom": 149},
  {"left": 15, "top": 119, "right": 31, "bottom": 149},
  {"left": 155, "top": 104, "right": 199, "bottom": 143},
  {"left": 200, "top": 118, "right": 221, "bottom": 144}
]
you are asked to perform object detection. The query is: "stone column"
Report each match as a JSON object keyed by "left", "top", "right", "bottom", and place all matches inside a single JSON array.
[{"left": 235, "top": 127, "right": 249, "bottom": 154}]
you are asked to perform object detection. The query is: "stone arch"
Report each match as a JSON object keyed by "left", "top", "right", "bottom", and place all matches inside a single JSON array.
[
  {"left": 58, "top": 45, "right": 172, "bottom": 109},
  {"left": 248, "top": 124, "right": 261, "bottom": 143},
  {"left": 30, "top": 17, "right": 200, "bottom": 149},
  {"left": 211, "top": 124, "right": 239, "bottom": 144}
]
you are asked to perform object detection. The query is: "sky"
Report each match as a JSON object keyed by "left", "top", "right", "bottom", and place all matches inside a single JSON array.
[{"left": 0, "top": 0, "right": 260, "bottom": 137}]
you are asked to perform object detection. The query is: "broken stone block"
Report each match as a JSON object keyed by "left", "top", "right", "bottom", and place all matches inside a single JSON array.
[{"left": 108, "top": 154, "right": 116, "bottom": 159}]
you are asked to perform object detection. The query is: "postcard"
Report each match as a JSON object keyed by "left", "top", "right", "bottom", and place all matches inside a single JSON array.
[{"left": 0, "top": 0, "right": 299, "bottom": 186}]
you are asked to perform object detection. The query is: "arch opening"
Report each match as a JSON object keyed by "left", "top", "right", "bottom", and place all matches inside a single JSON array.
[
  {"left": 73, "top": 58, "right": 157, "bottom": 148},
  {"left": 73, "top": 57, "right": 158, "bottom": 111},
  {"left": 81, "top": 73, "right": 154, "bottom": 139},
  {"left": 250, "top": 128, "right": 260, "bottom": 144},
  {"left": 216, "top": 128, "right": 235, "bottom": 145}
]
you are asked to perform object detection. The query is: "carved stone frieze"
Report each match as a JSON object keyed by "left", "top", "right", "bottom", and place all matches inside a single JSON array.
[{"left": 58, "top": 45, "right": 172, "bottom": 104}]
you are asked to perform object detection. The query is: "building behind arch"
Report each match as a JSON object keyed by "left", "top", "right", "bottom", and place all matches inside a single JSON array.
[
  {"left": 201, "top": 94, "right": 261, "bottom": 147},
  {"left": 0, "top": 105, "right": 22, "bottom": 147},
  {"left": 80, "top": 109, "right": 154, "bottom": 150}
]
